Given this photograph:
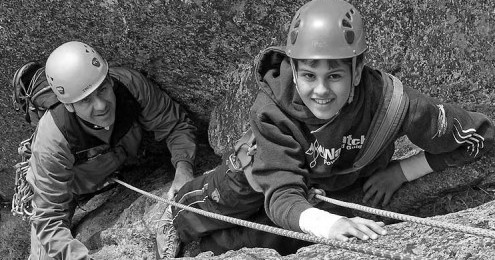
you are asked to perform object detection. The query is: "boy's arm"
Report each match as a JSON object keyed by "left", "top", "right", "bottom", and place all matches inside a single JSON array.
[
  {"left": 402, "top": 86, "right": 494, "bottom": 171},
  {"left": 250, "top": 106, "right": 313, "bottom": 232},
  {"left": 364, "top": 86, "right": 493, "bottom": 207}
]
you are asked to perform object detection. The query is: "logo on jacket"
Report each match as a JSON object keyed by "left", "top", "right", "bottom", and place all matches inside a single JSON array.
[
  {"left": 453, "top": 118, "right": 484, "bottom": 157},
  {"left": 433, "top": 104, "right": 447, "bottom": 138},
  {"left": 56, "top": 86, "right": 65, "bottom": 95},
  {"left": 306, "top": 135, "right": 365, "bottom": 168},
  {"left": 92, "top": 57, "right": 101, "bottom": 67},
  {"left": 342, "top": 135, "right": 365, "bottom": 150}
]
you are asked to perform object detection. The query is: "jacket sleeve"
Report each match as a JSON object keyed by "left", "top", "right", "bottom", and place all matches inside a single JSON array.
[
  {"left": 250, "top": 100, "right": 313, "bottom": 232},
  {"left": 401, "top": 86, "right": 495, "bottom": 171},
  {"left": 111, "top": 67, "right": 197, "bottom": 167},
  {"left": 26, "top": 113, "right": 90, "bottom": 260}
]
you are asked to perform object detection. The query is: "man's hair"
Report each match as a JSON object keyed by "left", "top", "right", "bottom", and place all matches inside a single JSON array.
[{"left": 294, "top": 53, "right": 365, "bottom": 70}]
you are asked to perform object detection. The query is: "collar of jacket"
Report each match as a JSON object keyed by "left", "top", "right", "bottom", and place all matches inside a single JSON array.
[{"left": 50, "top": 77, "right": 141, "bottom": 164}]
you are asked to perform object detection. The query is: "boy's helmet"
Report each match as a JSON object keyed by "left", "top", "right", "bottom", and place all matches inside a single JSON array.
[
  {"left": 286, "top": 0, "right": 367, "bottom": 59},
  {"left": 45, "top": 41, "right": 108, "bottom": 104}
]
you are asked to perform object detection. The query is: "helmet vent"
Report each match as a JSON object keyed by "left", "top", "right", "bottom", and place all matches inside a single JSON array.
[
  {"left": 342, "top": 19, "right": 352, "bottom": 28},
  {"left": 345, "top": 30, "right": 355, "bottom": 44},
  {"left": 294, "top": 19, "right": 301, "bottom": 28},
  {"left": 290, "top": 18, "right": 301, "bottom": 45},
  {"left": 290, "top": 30, "right": 299, "bottom": 44}
]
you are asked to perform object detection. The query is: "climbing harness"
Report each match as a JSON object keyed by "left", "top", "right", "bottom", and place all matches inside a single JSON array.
[
  {"left": 113, "top": 178, "right": 431, "bottom": 260},
  {"left": 12, "top": 136, "right": 35, "bottom": 220}
]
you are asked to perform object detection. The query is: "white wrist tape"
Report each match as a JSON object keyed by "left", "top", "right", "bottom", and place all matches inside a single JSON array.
[
  {"left": 399, "top": 151, "right": 434, "bottom": 182},
  {"left": 299, "top": 208, "right": 343, "bottom": 237}
]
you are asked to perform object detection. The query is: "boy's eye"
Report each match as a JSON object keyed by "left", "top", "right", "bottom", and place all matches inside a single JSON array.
[
  {"left": 301, "top": 73, "right": 316, "bottom": 80},
  {"left": 328, "top": 74, "right": 342, "bottom": 80}
]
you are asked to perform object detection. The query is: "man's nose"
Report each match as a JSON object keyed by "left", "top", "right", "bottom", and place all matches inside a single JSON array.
[{"left": 92, "top": 96, "right": 107, "bottom": 111}]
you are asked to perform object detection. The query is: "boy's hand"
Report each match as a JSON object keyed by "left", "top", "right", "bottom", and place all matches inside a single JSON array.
[
  {"left": 330, "top": 217, "right": 387, "bottom": 242},
  {"left": 299, "top": 208, "right": 387, "bottom": 242},
  {"left": 362, "top": 162, "right": 407, "bottom": 207}
]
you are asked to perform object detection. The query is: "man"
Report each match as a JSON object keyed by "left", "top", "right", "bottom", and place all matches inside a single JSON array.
[{"left": 21, "top": 41, "right": 197, "bottom": 259}]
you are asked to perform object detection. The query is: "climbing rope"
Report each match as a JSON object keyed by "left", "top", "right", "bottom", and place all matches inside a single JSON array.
[
  {"left": 11, "top": 138, "right": 34, "bottom": 220},
  {"left": 315, "top": 195, "right": 495, "bottom": 239},
  {"left": 111, "top": 178, "right": 428, "bottom": 260}
]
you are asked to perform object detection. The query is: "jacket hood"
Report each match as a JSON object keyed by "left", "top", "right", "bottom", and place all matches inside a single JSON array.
[{"left": 254, "top": 46, "right": 338, "bottom": 125}]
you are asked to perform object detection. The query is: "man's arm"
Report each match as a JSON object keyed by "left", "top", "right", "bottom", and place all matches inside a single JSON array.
[
  {"left": 27, "top": 113, "right": 90, "bottom": 260},
  {"left": 110, "top": 67, "right": 197, "bottom": 197}
]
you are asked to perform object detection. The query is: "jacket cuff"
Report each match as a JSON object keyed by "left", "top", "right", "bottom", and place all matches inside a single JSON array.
[
  {"left": 399, "top": 151, "right": 434, "bottom": 181},
  {"left": 286, "top": 201, "right": 313, "bottom": 232},
  {"left": 171, "top": 156, "right": 194, "bottom": 168},
  {"left": 424, "top": 152, "right": 447, "bottom": 172}
]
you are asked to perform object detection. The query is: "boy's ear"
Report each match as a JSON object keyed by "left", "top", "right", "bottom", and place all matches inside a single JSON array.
[
  {"left": 64, "top": 103, "right": 75, "bottom": 112},
  {"left": 353, "top": 61, "right": 365, "bottom": 86}
]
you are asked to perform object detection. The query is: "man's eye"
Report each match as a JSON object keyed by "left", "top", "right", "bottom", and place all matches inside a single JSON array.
[
  {"left": 98, "top": 85, "right": 107, "bottom": 93},
  {"left": 81, "top": 97, "right": 91, "bottom": 103},
  {"left": 328, "top": 74, "right": 342, "bottom": 80}
]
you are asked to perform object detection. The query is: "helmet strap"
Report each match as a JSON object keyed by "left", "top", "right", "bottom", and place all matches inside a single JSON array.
[
  {"left": 347, "top": 56, "right": 356, "bottom": 104},
  {"left": 289, "top": 58, "right": 301, "bottom": 94},
  {"left": 63, "top": 103, "right": 75, "bottom": 113}
]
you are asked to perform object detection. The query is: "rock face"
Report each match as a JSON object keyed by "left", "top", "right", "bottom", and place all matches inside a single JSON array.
[{"left": 1, "top": 0, "right": 495, "bottom": 259}]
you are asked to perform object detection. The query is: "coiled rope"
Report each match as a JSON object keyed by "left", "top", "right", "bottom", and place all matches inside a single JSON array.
[
  {"left": 111, "top": 178, "right": 428, "bottom": 260},
  {"left": 315, "top": 195, "right": 495, "bottom": 239},
  {"left": 11, "top": 138, "right": 34, "bottom": 220}
]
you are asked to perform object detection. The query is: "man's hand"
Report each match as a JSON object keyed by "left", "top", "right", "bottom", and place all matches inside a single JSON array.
[
  {"left": 362, "top": 162, "right": 407, "bottom": 207},
  {"left": 167, "top": 161, "right": 194, "bottom": 200},
  {"left": 299, "top": 208, "right": 387, "bottom": 242}
]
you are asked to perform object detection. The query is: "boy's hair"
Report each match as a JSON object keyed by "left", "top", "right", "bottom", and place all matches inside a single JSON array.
[{"left": 294, "top": 53, "right": 365, "bottom": 70}]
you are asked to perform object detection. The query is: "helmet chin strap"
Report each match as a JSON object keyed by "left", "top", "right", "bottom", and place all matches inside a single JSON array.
[{"left": 347, "top": 56, "right": 356, "bottom": 104}]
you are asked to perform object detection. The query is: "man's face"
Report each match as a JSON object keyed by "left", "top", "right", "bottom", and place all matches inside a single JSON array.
[
  {"left": 72, "top": 77, "right": 116, "bottom": 128},
  {"left": 295, "top": 59, "right": 352, "bottom": 120}
]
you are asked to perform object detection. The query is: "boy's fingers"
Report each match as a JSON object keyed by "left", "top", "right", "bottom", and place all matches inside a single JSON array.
[
  {"left": 359, "top": 219, "right": 387, "bottom": 235},
  {"left": 382, "top": 191, "right": 393, "bottom": 207},
  {"left": 362, "top": 188, "right": 376, "bottom": 203},
  {"left": 362, "top": 177, "right": 375, "bottom": 192},
  {"left": 360, "top": 225, "right": 380, "bottom": 239},
  {"left": 371, "top": 191, "right": 384, "bottom": 207},
  {"left": 334, "top": 234, "right": 349, "bottom": 242},
  {"left": 346, "top": 227, "right": 369, "bottom": 240}
]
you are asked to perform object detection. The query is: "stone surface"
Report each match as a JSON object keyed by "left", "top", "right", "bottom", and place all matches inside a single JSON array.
[{"left": 0, "top": 0, "right": 494, "bottom": 259}]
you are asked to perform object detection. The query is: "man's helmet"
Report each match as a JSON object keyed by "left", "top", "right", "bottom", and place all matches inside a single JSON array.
[
  {"left": 286, "top": 0, "right": 367, "bottom": 60},
  {"left": 45, "top": 41, "right": 108, "bottom": 103}
]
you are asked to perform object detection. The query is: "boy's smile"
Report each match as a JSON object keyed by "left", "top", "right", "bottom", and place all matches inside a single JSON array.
[{"left": 295, "top": 59, "right": 352, "bottom": 120}]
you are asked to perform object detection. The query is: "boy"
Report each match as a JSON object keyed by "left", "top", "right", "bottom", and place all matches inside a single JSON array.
[{"left": 167, "top": 0, "right": 494, "bottom": 257}]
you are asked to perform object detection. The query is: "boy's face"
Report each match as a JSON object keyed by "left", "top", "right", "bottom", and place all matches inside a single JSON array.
[
  {"left": 71, "top": 77, "right": 116, "bottom": 128},
  {"left": 295, "top": 59, "right": 352, "bottom": 120}
]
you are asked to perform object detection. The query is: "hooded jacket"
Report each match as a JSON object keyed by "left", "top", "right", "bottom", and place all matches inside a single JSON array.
[
  {"left": 249, "top": 47, "right": 494, "bottom": 233},
  {"left": 26, "top": 67, "right": 197, "bottom": 259}
]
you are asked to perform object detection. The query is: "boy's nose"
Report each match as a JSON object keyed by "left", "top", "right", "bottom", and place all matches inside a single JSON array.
[{"left": 314, "top": 80, "right": 331, "bottom": 95}]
